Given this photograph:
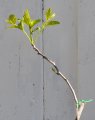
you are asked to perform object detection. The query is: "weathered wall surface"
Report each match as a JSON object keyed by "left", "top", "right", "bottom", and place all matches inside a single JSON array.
[
  {"left": 0, "top": 0, "right": 95, "bottom": 120},
  {"left": 78, "top": 0, "right": 95, "bottom": 119},
  {"left": 0, "top": 0, "right": 43, "bottom": 120}
]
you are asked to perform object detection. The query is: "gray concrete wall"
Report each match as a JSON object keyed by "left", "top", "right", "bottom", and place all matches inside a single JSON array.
[
  {"left": 78, "top": 0, "right": 95, "bottom": 119},
  {"left": 0, "top": 0, "right": 95, "bottom": 120},
  {"left": 0, "top": 0, "right": 43, "bottom": 120}
]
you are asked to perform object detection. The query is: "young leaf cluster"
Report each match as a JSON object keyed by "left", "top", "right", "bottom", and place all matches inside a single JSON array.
[
  {"left": 6, "top": 8, "right": 60, "bottom": 45},
  {"left": 42, "top": 8, "right": 60, "bottom": 30}
]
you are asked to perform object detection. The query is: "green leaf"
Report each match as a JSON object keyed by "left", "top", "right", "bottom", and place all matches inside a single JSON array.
[
  {"left": 6, "top": 14, "right": 17, "bottom": 24},
  {"left": 23, "top": 9, "right": 31, "bottom": 25},
  {"left": 46, "top": 20, "right": 60, "bottom": 26},
  {"left": 29, "top": 19, "right": 41, "bottom": 27},
  {"left": 45, "top": 8, "right": 55, "bottom": 20},
  {"left": 17, "top": 21, "right": 24, "bottom": 30},
  {"left": 42, "top": 20, "right": 60, "bottom": 30},
  {"left": 8, "top": 25, "right": 18, "bottom": 29}
]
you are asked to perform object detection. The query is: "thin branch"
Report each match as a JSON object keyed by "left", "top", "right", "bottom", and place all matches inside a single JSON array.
[
  {"left": 31, "top": 44, "right": 86, "bottom": 120},
  {"left": 31, "top": 44, "right": 78, "bottom": 104},
  {"left": 23, "top": 31, "right": 85, "bottom": 120}
]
